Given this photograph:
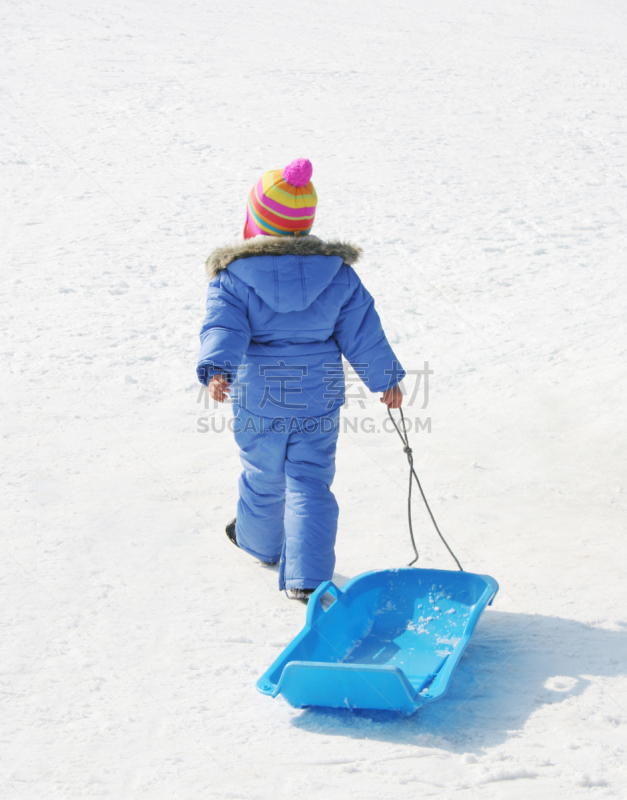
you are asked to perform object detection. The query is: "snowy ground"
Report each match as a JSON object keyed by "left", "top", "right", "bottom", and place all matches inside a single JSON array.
[{"left": 2, "top": 0, "right": 627, "bottom": 797}]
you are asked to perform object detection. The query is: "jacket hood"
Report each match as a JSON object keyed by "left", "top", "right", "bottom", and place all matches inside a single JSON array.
[{"left": 205, "top": 236, "right": 362, "bottom": 313}]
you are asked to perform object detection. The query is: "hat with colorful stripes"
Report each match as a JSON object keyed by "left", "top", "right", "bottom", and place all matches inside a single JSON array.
[{"left": 244, "top": 158, "right": 317, "bottom": 239}]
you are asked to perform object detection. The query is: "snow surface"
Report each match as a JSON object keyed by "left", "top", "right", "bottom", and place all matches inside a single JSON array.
[{"left": 2, "top": 0, "right": 627, "bottom": 797}]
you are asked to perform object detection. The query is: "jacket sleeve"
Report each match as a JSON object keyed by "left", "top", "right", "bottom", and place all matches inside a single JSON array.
[
  {"left": 197, "top": 271, "right": 251, "bottom": 385},
  {"left": 333, "top": 266, "right": 405, "bottom": 392}
]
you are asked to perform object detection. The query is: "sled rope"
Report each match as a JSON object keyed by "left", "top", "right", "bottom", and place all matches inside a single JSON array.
[{"left": 387, "top": 406, "right": 463, "bottom": 571}]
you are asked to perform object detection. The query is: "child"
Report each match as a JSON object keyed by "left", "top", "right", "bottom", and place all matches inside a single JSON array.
[{"left": 197, "top": 158, "right": 404, "bottom": 600}]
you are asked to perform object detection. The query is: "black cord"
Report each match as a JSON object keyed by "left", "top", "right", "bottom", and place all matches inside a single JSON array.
[{"left": 387, "top": 406, "right": 463, "bottom": 571}]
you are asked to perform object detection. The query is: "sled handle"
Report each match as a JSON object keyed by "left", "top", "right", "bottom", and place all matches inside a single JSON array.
[{"left": 306, "top": 581, "right": 340, "bottom": 626}]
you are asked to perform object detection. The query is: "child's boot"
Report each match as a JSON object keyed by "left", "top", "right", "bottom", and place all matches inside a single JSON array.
[
  {"left": 225, "top": 518, "right": 279, "bottom": 567},
  {"left": 287, "top": 588, "right": 314, "bottom": 602}
]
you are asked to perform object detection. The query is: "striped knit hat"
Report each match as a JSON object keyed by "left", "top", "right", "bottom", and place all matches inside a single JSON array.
[{"left": 244, "top": 158, "right": 317, "bottom": 238}]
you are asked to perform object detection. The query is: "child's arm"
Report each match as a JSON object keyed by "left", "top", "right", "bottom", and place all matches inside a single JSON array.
[
  {"left": 197, "top": 272, "right": 251, "bottom": 395},
  {"left": 333, "top": 266, "right": 405, "bottom": 405}
]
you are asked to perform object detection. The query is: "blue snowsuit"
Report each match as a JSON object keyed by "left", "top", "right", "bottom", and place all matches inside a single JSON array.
[{"left": 197, "top": 237, "right": 405, "bottom": 590}]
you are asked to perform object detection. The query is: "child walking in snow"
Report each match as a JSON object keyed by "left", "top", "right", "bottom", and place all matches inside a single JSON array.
[{"left": 197, "top": 159, "right": 404, "bottom": 600}]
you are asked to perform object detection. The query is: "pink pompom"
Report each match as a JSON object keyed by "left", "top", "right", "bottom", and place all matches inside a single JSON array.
[{"left": 283, "top": 158, "right": 313, "bottom": 188}]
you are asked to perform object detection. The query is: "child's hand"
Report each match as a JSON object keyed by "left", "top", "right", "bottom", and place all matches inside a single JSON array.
[
  {"left": 209, "top": 374, "right": 230, "bottom": 403},
  {"left": 380, "top": 384, "right": 403, "bottom": 409}
]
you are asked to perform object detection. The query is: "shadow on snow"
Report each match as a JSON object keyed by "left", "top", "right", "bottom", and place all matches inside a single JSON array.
[{"left": 289, "top": 609, "right": 627, "bottom": 752}]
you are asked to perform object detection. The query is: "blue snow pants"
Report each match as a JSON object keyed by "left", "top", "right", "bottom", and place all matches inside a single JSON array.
[{"left": 233, "top": 406, "right": 340, "bottom": 591}]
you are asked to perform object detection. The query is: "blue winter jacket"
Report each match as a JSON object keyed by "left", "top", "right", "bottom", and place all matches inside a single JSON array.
[{"left": 197, "top": 236, "right": 405, "bottom": 419}]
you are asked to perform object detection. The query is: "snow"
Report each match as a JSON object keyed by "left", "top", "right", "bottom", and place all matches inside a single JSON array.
[{"left": 1, "top": 0, "right": 626, "bottom": 797}]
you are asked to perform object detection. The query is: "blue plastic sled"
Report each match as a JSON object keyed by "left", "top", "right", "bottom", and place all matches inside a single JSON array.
[{"left": 257, "top": 568, "right": 498, "bottom": 716}]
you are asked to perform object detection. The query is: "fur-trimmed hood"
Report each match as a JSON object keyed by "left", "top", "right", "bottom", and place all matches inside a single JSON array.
[{"left": 205, "top": 235, "right": 361, "bottom": 280}]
